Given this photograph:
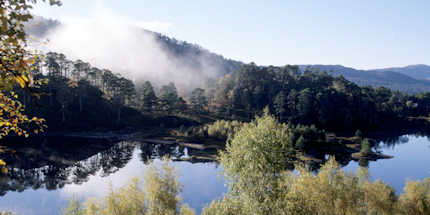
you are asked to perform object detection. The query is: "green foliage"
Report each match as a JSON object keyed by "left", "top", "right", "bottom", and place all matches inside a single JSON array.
[
  {"left": 205, "top": 120, "right": 243, "bottom": 139},
  {"left": 209, "top": 63, "right": 430, "bottom": 131},
  {"left": 8, "top": 52, "right": 150, "bottom": 131},
  {"left": 140, "top": 81, "right": 157, "bottom": 112},
  {"left": 201, "top": 198, "right": 247, "bottom": 215},
  {"left": 295, "top": 135, "right": 305, "bottom": 151},
  {"left": 159, "top": 82, "right": 180, "bottom": 113},
  {"left": 360, "top": 138, "right": 371, "bottom": 156},
  {"left": 62, "top": 114, "right": 430, "bottom": 215},
  {"left": 0, "top": 0, "right": 61, "bottom": 82},
  {"left": 293, "top": 124, "right": 326, "bottom": 148},
  {"left": 173, "top": 119, "right": 244, "bottom": 141},
  {"left": 205, "top": 113, "right": 425, "bottom": 215},
  {"left": 64, "top": 159, "right": 195, "bottom": 215},
  {"left": 179, "top": 205, "right": 196, "bottom": 215},
  {"left": 80, "top": 178, "right": 145, "bottom": 215},
  {"left": 355, "top": 129, "right": 363, "bottom": 138},
  {"left": 397, "top": 178, "right": 430, "bottom": 215},
  {"left": 63, "top": 196, "right": 85, "bottom": 215},
  {"left": 273, "top": 91, "right": 287, "bottom": 121},
  {"left": 144, "top": 160, "right": 182, "bottom": 215},
  {"left": 0, "top": 0, "right": 61, "bottom": 139},
  {"left": 219, "top": 110, "right": 296, "bottom": 205},
  {"left": 204, "top": 156, "right": 402, "bottom": 215},
  {"left": 190, "top": 88, "right": 207, "bottom": 113}
]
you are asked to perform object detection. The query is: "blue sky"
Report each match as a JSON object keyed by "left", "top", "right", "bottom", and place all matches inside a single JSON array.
[{"left": 33, "top": 0, "right": 430, "bottom": 69}]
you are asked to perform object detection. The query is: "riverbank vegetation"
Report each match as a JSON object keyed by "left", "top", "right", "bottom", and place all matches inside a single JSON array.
[{"left": 66, "top": 113, "right": 430, "bottom": 215}]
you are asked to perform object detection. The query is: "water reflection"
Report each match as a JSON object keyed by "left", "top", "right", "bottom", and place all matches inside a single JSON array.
[
  {"left": 0, "top": 137, "right": 225, "bottom": 214},
  {"left": 0, "top": 137, "right": 222, "bottom": 198},
  {"left": 303, "top": 130, "right": 430, "bottom": 171},
  {"left": 139, "top": 142, "right": 185, "bottom": 163},
  {"left": 344, "top": 134, "right": 430, "bottom": 192},
  {"left": 0, "top": 139, "right": 134, "bottom": 195},
  {"left": 0, "top": 133, "right": 428, "bottom": 214},
  {"left": 369, "top": 127, "right": 430, "bottom": 148}
]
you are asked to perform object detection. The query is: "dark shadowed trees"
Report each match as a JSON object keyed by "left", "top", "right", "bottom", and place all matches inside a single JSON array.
[
  {"left": 190, "top": 88, "right": 207, "bottom": 113},
  {"left": 140, "top": 81, "right": 157, "bottom": 112}
]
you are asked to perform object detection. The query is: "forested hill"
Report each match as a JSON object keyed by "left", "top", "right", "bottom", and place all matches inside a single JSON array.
[
  {"left": 26, "top": 16, "right": 430, "bottom": 94},
  {"left": 25, "top": 16, "right": 243, "bottom": 81},
  {"left": 147, "top": 32, "right": 243, "bottom": 78},
  {"left": 299, "top": 65, "right": 430, "bottom": 93}
]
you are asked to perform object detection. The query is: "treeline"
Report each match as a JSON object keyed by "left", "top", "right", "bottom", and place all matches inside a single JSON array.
[
  {"left": 204, "top": 64, "right": 430, "bottom": 131},
  {"left": 15, "top": 52, "right": 141, "bottom": 130},
  {"left": 19, "top": 52, "right": 430, "bottom": 132},
  {"left": 17, "top": 52, "right": 197, "bottom": 131}
]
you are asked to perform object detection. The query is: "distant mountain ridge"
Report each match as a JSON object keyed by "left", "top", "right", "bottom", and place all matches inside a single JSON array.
[
  {"left": 370, "top": 64, "right": 430, "bottom": 81},
  {"left": 26, "top": 16, "right": 430, "bottom": 93},
  {"left": 299, "top": 64, "right": 430, "bottom": 93}
]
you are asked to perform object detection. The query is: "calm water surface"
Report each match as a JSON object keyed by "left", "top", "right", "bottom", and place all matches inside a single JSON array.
[
  {"left": 343, "top": 135, "right": 430, "bottom": 192},
  {"left": 0, "top": 135, "right": 429, "bottom": 214}
]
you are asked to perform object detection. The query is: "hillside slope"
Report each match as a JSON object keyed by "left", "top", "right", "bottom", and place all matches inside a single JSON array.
[
  {"left": 370, "top": 64, "right": 430, "bottom": 81},
  {"left": 26, "top": 16, "right": 430, "bottom": 93}
]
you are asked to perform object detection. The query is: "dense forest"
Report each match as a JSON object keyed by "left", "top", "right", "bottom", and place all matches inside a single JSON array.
[
  {"left": 207, "top": 64, "right": 430, "bottom": 131},
  {"left": 14, "top": 52, "right": 198, "bottom": 131},
  {"left": 12, "top": 52, "right": 430, "bottom": 135}
]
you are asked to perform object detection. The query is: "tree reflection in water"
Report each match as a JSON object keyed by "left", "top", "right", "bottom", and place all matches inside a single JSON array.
[
  {"left": 0, "top": 136, "right": 216, "bottom": 196},
  {"left": 0, "top": 137, "right": 135, "bottom": 196},
  {"left": 0, "top": 131, "right": 428, "bottom": 197}
]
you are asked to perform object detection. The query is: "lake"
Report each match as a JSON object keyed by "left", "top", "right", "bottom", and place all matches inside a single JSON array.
[{"left": 0, "top": 134, "right": 429, "bottom": 214}]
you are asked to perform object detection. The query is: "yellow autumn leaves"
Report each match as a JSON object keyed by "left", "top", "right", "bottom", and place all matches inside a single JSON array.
[
  {"left": 0, "top": 91, "right": 46, "bottom": 138},
  {"left": 0, "top": 0, "right": 54, "bottom": 141}
]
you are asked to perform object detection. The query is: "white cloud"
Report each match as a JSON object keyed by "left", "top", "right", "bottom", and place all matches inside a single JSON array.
[{"left": 33, "top": 0, "right": 223, "bottom": 93}]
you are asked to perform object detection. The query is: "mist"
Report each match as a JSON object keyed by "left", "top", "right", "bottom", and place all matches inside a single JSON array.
[{"left": 31, "top": 7, "right": 227, "bottom": 94}]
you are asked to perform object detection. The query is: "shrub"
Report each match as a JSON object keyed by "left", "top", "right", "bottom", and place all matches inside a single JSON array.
[
  {"left": 355, "top": 129, "right": 363, "bottom": 138},
  {"left": 204, "top": 158, "right": 399, "bottom": 215},
  {"left": 64, "top": 159, "right": 195, "bottom": 215},
  {"left": 398, "top": 178, "right": 430, "bottom": 215},
  {"left": 205, "top": 120, "right": 243, "bottom": 139},
  {"left": 360, "top": 138, "right": 371, "bottom": 156}
]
